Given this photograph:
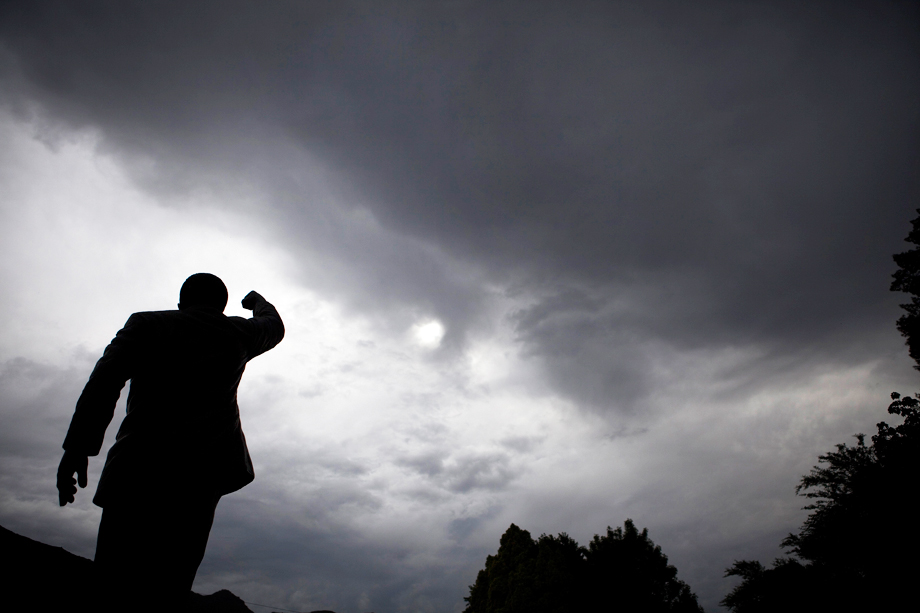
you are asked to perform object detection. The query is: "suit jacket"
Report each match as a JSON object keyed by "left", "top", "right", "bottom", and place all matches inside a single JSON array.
[{"left": 63, "top": 298, "right": 284, "bottom": 507}]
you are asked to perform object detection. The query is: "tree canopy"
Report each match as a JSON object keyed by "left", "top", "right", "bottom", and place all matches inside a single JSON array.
[
  {"left": 891, "top": 209, "right": 920, "bottom": 369},
  {"left": 721, "top": 208, "right": 920, "bottom": 612},
  {"left": 721, "top": 394, "right": 919, "bottom": 611},
  {"left": 464, "top": 520, "right": 703, "bottom": 613},
  {"left": 584, "top": 520, "right": 702, "bottom": 613}
]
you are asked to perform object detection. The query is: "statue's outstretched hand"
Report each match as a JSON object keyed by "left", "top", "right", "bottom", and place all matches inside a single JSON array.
[
  {"left": 57, "top": 450, "right": 88, "bottom": 507},
  {"left": 241, "top": 291, "right": 265, "bottom": 310}
]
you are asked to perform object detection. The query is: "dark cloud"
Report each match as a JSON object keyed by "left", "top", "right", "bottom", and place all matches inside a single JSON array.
[
  {"left": 2, "top": 3, "right": 916, "bottom": 408},
  {"left": 498, "top": 435, "right": 541, "bottom": 453},
  {"left": 441, "top": 452, "right": 515, "bottom": 493},
  {"left": 201, "top": 495, "right": 451, "bottom": 613},
  {"left": 0, "top": 355, "right": 94, "bottom": 458},
  {"left": 397, "top": 450, "right": 446, "bottom": 478},
  {"left": 396, "top": 448, "right": 519, "bottom": 493},
  {"left": 0, "top": 354, "right": 114, "bottom": 557},
  {"left": 2, "top": 3, "right": 917, "bottom": 326}
]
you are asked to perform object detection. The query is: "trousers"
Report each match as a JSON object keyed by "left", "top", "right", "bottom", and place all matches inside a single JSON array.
[{"left": 94, "top": 489, "right": 221, "bottom": 611}]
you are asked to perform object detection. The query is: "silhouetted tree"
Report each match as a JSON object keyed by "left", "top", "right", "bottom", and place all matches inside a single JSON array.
[
  {"left": 721, "top": 394, "right": 920, "bottom": 612},
  {"left": 464, "top": 524, "right": 540, "bottom": 613},
  {"left": 464, "top": 520, "right": 702, "bottom": 613},
  {"left": 723, "top": 209, "right": 920, "bottom": 612},
  {"left": 530, "top": 532, "right": 586, "bottom": 613},
  {"left": 891, "top": 209, "right": 920, "bottom": 369},
  {"left": 584, "top": 519, "right": 702, "bottom": 613},
  {"left": 464, "top": 524, "right": 585, "bottom": 613},
  {"left": 721, "top": 558, "right": 823, "bottom": 613}
]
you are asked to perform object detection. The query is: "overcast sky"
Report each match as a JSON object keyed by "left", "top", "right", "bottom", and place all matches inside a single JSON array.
[{"left": 1, "top": 2, "right": 918, "bottom": 611}]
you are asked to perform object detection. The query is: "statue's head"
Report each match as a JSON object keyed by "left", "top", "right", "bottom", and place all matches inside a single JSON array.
[{"left": 178, "top": 273, "right": 228, "bottom": 312}]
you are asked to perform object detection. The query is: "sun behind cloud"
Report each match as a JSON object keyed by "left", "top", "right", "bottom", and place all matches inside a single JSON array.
[{"left": 411, "top": 319, "right": 445, "bottom": 349}]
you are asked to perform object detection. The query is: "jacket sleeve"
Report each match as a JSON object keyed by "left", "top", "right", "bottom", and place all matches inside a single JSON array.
[
  {"left": 245, "top": 297, "right": 285, "bottom": 359},
  {"left": 62, "top": 314, "right": 141, "bottom": 456}
]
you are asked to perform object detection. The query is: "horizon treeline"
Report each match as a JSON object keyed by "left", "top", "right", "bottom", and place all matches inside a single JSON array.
[
  {"left": 465, "top": 210, "right": 920, "bottom": 612},
  {"left": 464, "top": 519, "right": 703, "bottom": 613}
]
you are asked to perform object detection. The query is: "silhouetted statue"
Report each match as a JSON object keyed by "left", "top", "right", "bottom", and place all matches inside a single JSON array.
[{"left": 56, "top": 273, "right": 284, "bottom": 611}]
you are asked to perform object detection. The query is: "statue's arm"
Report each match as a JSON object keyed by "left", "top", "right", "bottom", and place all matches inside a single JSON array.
[
  {"left": 58, "top": 314, "right": 139, "bottom": 506},
  {"left": 241, "top": 291, "right": 285, "bottom": 357}
]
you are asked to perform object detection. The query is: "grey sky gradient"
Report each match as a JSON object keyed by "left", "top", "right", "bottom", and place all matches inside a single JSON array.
[{"left": 1, "top": 2, "right": 918, "bottom": 611}]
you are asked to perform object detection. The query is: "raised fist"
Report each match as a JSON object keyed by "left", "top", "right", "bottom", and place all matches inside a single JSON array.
[{"left": 241, "top": 291, "right": 265, "bottom": 310}]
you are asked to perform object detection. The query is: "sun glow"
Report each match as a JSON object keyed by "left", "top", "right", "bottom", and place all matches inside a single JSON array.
[{"left": 411, "top": 319, "right": 445, "bottom": 348}]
